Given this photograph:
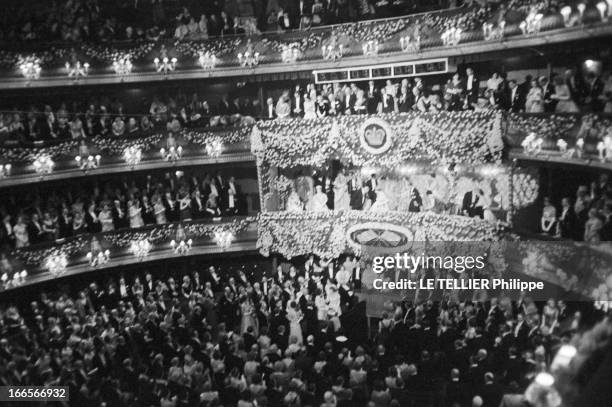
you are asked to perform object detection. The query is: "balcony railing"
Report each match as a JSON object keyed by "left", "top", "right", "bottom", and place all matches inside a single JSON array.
[{"left": 0, "top": 217, "right": 257, "bottom": 291}]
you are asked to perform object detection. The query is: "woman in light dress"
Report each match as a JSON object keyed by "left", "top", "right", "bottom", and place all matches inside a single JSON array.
[
  {"left": 276, "top": 92, "right": 291, "bottom": 119},
  {"left": 240, "top": 296, "right": 259, "bottom": 336},
  {"left": 326, "top": 284, "right": 342, "bottom": 331},
  {"left": 314, "top": 288, "right": 328, "bottom": 323},
  {"left": 309, "top": 185, "right": 329, "bottom": 211},
  {"left": 286, "top": 187, "right": 304, "bottom": 212},
  {"left": 286, "top": 301, "right": 303, "bottom": 345},
  {"left": 551, "top": 76, "right": 580, "bottom": 113},
  {"left": 333, "top": 171, "right": 350, "bottom": 211},
  {"left": 98, "top": 204, "right": 115, "bottom": 232},
  {"left": 14, "top": 216, "right": 29, "bottom": 248},
  {"left": 525, "top": 79, "right": 544, "bottom": 113},
  {"left": 128, "top": 198, "right": 144, "bottom": 229},
  {"left": 303, "top": 90, "right": 317, "bottom": 120},
  {"left": 584, "top": 208, "right": 603, "bottom": 243},
  {"left": 153, "top": 195, "right": 167, "bottom": 225},
  {"left": 479, "top": 193, "right": 497, "bottom": 223},
  {"left": 370, "top": 189, "right": 390, "bottom": 212},
  {"left": 540, "top": 197, "right": 557, "bottom": 235}
]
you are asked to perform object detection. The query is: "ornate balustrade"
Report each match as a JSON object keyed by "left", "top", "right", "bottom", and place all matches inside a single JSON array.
[
  {"left": 506, "top": 113, "right": 612, "bottom": 167},
  {"left": 0, "top": 125, "right": 253, "bottom": 186},
  {"left": 0, "top": 217, "right": 257, "bottom": 291}
]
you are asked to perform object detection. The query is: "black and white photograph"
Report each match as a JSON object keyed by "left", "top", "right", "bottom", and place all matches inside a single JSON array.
[{"left": 1, "top": 0, "right": 612, "bottom": 406}]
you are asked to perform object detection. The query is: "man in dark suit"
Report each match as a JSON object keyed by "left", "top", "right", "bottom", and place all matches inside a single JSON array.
[
  {"left": 379, "top": 87, "right": 395, "bottom": 113},
  {"left": 505, "top": 80, "right": 524, "bottom": 112},
  {"left": 203, "top": 265, "right": 222, "bottom": 291},
  {"left": 350, "top": 184, "right": 371, "bottom": 210},
  {"left": 445, "top": 368, "right": 470, "bottom": 407},
  {"left": 512, "top": 314, "right": 530, "bottom": 351},
  {"left": 28, "top": 213, "right": 44, "bottom": 244},
  {"left": 564, "top": 68, "right": 584, "bottom": 105},
  {"left": 366, "top": 80, "right": 380, "bottom": 114},
  {"left": 584, "top": 72, "right": 604, "bottom": 112},
  {"left": 191, "top": 189, "right": 206, "bottom": 219},
  {"left": 462, "top": 189, "right": 484, "bottom": 219},
  {"left": 600, "top": 203, "right": 612, "bottom": 241},
  {"left": 465, "top": 67, "right": 480, "bottom": 107},
  {"left": 217, "top": 95, "right": 231, "bottom": 116},
  {"left": 58, "top": 208, "right": 73, "bottom": 239},
  {"left": 539, "top": 75, "right": 557, "bottom": 113},
  {"left": 479, "top": 372, "right": 504, "bottom": 407},
  {"left": 558, "top": 197, "right": 577, "bottom": 239}
]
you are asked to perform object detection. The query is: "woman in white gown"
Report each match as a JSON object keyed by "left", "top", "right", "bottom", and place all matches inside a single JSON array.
[
  {"left": 240, "top": 296, "right": 258, "bottom": 336},
  {"left": 333, "top": 171, "right": 350, "bottom": 211},
  {"left": 552, "top": 77, "right": 579, "bottom": 113},
  {"left": 309, "top": 185, "right": 329, "bottom": 211},
  {"left": 525, "top": 79, "right": 544, "bottom": 113},
  {"left": 128, "top": 198, "right": 144, "bottom": 228},
  {"left": 370, "top": 189, "right": 390, "bottom": 212},
  {"left": 326, "top": 284, "right": 342, "bottom": 331},
  {"left": 314, "top": 289, "right": 328, "bottom": 324},
  {"left": 286, "top": 188, "right": 304, "bottom": 212},
  {"left": 303, "top": 91, "right": 317, "bottom": 120},
  {"left": 287, "top": 301, "right": 303, "bottom": 345}
]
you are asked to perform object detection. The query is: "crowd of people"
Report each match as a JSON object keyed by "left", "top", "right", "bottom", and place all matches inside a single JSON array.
[
  {"left": 265, "top": 68, "right": 612, "bottom": 120},
  {"left": 0, "top": 91, "right": 261, "bottom": 145},
  {"left": 0, "top": 169, "right": 247, "bottom": 249},
  {"left": 0, "top": 0, "right": 448, "bottom": 43},
  {"left": 0, "top": 251, "right": 608, "bottom": 407},
  {"left": 2, "top": 63, "right": 612, "bottom": 145},
  {"left": 540, "top": 172, "right": 612, "bottom": 242}
]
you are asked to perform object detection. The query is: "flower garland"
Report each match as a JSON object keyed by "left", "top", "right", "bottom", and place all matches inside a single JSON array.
[
  {"left": 508, "top": 114, "right": 612, "bottom": 160},
  {"left": 174, "top": 38, "right": 242, "bottom": 59},
  {"left": 11, "top": 218, "right": 255, "bottom": 267},
  {"left": 514, "top": 240, "right": 612, "bottom": 299},
  {"left": 0, "top": 126, "right": 251, "bottom": 164},
  {"left": 264, "top": 32, "right": 324, "bottom": 55},
  {"left": 252, "top": 112, "right": 503, "bottom": 169},
  {"left": 256, "top": 210, "right": 498, "bottom": 259},
  {"left": 81, "top": 41, "right": 156, "bottom": 63}
]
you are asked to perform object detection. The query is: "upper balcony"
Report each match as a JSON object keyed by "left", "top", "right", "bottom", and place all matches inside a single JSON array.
[{"left": 1, "top": 0, "right": 611, "bottom": 88}]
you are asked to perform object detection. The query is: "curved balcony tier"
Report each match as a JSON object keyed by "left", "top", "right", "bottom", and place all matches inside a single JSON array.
[{"left": 1, "top": 2, "right": 611, "bottom": 88}]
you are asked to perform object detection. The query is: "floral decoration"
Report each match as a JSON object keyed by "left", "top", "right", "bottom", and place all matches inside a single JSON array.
[
  {"left": 252, "top": 112, "right": 503, "bottom": 169},
  {"left": 11, "top": 218, "right": 255, "bottom": 269},
  {"left": 0, "top": 126, "right": 251, "bottom": 164},
  {"left": 256, "top": 210, "right": 499, "bottom": 259}
]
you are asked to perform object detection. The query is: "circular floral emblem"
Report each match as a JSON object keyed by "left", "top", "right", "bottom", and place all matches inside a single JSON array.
[
  {"left": 359, "top": 118, "right": 394, "bottom": 154},
  {"left": 346, "top": 222, "right": 413, "bottom": 252}
]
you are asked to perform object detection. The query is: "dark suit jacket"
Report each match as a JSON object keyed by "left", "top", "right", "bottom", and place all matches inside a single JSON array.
[
  {"left": 465, "top": 75, "right": 480, "bottom": 104},
  {"left": 505, "top": 87, "right": 524, "bottom": 112},
  {"left": 350, "top": 190, "right": 365, "bottom": 210},
  {"left": 558, "top": 207, "right": 577, "bottom": 239},
  {"left": 462, "top": 192, "right": 484, "bottom": 218},
  {"left": 366, "top": 87, "right": 380, "bottom": 114}
]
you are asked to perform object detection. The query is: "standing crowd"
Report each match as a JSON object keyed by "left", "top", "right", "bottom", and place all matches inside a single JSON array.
[
  {"left": 0, "top": 169, "right": 246, "bottom": 249},
  {"left": 0, "top": 252, "right": 608, "bottom": 407}
]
